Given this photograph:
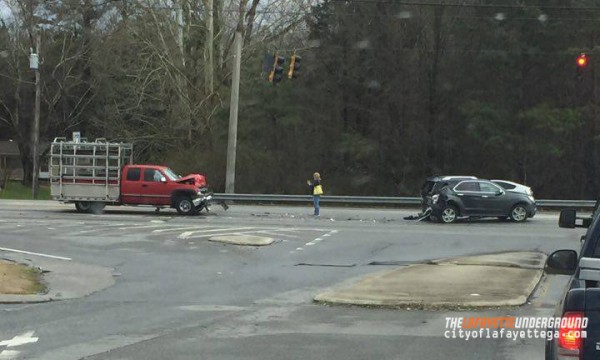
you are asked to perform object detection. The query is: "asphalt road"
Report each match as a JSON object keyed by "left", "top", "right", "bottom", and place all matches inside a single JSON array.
[{"left": 0, "top": 200, "right": 588, "bottom": 360}]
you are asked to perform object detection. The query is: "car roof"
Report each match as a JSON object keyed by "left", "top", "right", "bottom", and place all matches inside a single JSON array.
[
  {"left": 426, "top": 175, "right": 477, "bottom": 182},
  {"left": 491, "top": 179, "right": 529, "bottom": 187}
]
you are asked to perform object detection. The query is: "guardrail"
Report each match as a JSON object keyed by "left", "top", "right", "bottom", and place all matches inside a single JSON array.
[{"left": 212, "top": 194, "right": 597, "bottom": 208}]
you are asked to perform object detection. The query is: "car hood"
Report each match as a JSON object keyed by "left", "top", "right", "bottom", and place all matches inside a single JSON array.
[{"left": 176, "top": 174, "right": 207, "bottom": 188}]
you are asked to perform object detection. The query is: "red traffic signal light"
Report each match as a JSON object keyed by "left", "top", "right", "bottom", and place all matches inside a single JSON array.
[{"left": 577, "top": 54, "right": 588, "bottom": 67}]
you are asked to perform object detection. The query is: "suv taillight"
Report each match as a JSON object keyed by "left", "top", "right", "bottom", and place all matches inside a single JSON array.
[{"left": 558, "top": 311, "right": 584, "bottom": 358}]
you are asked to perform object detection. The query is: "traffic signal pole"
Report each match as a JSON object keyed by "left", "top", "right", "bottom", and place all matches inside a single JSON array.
[{"left": 225, "top": 31, "right": 243, "bottom": 193}]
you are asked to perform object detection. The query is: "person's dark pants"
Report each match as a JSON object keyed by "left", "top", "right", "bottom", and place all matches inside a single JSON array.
[{"left": 313, "top": 195, "right": 320, "bottom": 216}]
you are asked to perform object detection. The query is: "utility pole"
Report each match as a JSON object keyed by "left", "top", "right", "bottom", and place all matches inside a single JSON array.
[
  {"left": 225, "top": 31, "right": 242, "bottom": 193},
  {"left": 175, "top": 1, "right": 192, "bottom": 141},
  {"left": 204, "top": 0, "right": 214, "bottom": 93},
  {"left": 31, "top": 30, "right": 41, "bottom": 199},
  {"left": 175, "top": 2, "right": 184, "bottom": 66},
  {"left": 225, "top": 0, "right": 247, "bottom": 194}
]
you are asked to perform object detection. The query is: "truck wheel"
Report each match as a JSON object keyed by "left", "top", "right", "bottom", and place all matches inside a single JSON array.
[
  {"left": 510, "top": 204, "right": 528, "bottom": 222},
  {"left": 175, "top": 197, "right": 194, "bottom": 215},
  {"left": 89, "top": 202, "right": 106, "bottom": 214},
  {"left": 75, "top": 201, "right": 91, "bottom": 213}
]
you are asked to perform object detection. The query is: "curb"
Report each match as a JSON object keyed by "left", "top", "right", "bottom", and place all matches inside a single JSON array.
[{"left": 0, "top": 254, "right": 116, "bottom": 304}]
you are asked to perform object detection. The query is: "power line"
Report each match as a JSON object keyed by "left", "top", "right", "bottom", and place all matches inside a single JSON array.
[
  {"left": 87, "top": 0, "right": 600, "bottom": 11},
  {"left": 291, "top": 45, "right": 592, "bottom": 56},
  {"left": 71, "top": 0, "right": 600, "bottom": 13},
  {"left": 35, "top": 0, "right": 600, "bottom": 24},
  {"left": 72, "top": 6, "right": 600, "bottom": 23},
  {"left": 326, "top": 0, "right": 600, "bottom": 11}
]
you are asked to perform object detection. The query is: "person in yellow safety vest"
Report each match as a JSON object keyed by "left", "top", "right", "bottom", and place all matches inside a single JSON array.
[{"left": 307, "top": 172, "right": 323, "bottom": 217}]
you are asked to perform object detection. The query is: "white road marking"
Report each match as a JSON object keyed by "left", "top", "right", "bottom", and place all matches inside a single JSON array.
[
  {"left": 314, "top": 238, "right": 323, "bottom": 241},
  {"left": 153, "top": 226, "right": 216, "bottom": 233},
  {"left": 117, "top": 224, "right": 169, "bottom": 230},
  {"left": 323, "top": 234, "right": 331, "bottom": 237},
  {"left": 296, "top": 247, "right": 304, "bottom": 251},
  {"left": 177, "top": 305, "right": 245, "bottom": 312},
  {"left": 258, "top": 231, "right": 300, "bottom": 238},
  {"left": 0, "top": 247, "right": 71, "bottom": 261},
  {"left": 331, "top": 230, "right": 338, "bottom": 234},
  {"left": 0, "top": 350, "right": 20, "bottom": 359},
  {"left": 0, "top": 331, "right": 38, "bottom": 347},
  {"left": 180, "top": 227, "right": 257, "bottom": 239},
  {"left": 305, "top": 242, "right": 315, "bottom": 246},
  {"left": 178, "top": 231, "right": 194, "bottom": 239},
  {"left": 43, "top": 223, "right": 85, "bottom": 230}
]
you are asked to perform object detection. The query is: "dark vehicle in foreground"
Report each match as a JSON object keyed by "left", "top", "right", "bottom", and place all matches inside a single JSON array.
[
  {"left": 545, "top": 206, "right": 600, "bottom": 359},
  {"left": 421, "top": 176, "right": 536, "bottom": 223}
]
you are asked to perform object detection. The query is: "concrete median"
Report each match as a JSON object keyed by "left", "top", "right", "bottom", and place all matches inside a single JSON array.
[{"left": 314, "top": 251, "right": 545, "bottom": 308}]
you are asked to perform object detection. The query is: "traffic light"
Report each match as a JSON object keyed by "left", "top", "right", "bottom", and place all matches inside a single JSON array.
[
  {"left": 576, "top": 53, "right": 588, "bottom": 80},
  {"left": 268, "top": 53, "right": 285, "bottom": 84},
  {"left": 577, "top": 53, "right": 588, "bottom": 68},
  {"left": 288, "top": 54, "right": 301, "bottom": 79}
]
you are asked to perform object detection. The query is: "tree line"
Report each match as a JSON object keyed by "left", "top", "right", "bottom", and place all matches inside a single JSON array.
[{"left": 1, "top": 0, "right": 598, "bottom": 199}]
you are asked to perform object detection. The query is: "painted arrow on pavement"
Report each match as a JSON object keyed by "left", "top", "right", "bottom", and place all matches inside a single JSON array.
[{"left": 0, "top": 331, "right": 38, "bottom": 359}]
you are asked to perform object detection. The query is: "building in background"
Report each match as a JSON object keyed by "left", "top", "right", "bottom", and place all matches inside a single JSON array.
[{"left": 0, "top": 140, "right": 49, "bottom": 184}]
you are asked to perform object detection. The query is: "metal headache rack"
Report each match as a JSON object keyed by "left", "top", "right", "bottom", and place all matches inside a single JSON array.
[
  {"left": 579, "top": 257, "right": 600, "bottom": 282},
  {"left": 49, "top": 138, "right": 133, "bottom": 202}
]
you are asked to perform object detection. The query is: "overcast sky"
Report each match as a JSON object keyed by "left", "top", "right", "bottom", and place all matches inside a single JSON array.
[{"left": 0, "top": 1, "right": 11, "bottom": 22}]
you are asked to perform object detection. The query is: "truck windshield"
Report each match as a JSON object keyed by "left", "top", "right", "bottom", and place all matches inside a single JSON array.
[{"left": 162, "top": 168, "right": 180, "bottom": 181}]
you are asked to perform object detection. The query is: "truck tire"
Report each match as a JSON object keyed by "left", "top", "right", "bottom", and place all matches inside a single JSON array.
[
  {"left": 175, "top": 197, "right": 195, "bottom": 215},
  {"left": 89, "top": 202, "right": 106, "bottom": 214},
  {"left": 75, "top": 201, "right": 91, "bottom": 213}
]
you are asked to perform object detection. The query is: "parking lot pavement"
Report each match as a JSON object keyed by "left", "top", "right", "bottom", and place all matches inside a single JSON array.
[{"left": 0, "top": 200, "right": 586, "bottom": 360}]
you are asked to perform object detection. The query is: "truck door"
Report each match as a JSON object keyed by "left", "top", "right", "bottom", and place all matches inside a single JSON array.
[
  {"left": 120, "top": 167, "right": 143, "bottom": 204},
  {"left": 140, "top": 168, "right": 171, "bottom": 206}
]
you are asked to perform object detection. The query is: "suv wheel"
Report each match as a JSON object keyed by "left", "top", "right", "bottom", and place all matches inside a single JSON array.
[
  {"left": 510, "top": 204, "right": 528, "bottom": 222},
  {"left": 176, "top": 197, "right": 195, "bottom": 215},
  {"left": 440, "top": 205, "right": 458, "bottom": 223}
]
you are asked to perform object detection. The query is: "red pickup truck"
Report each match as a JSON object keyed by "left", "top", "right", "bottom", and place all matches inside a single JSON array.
[{"left": 49, "top": 138, "right": 212, "bottom": 215}]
